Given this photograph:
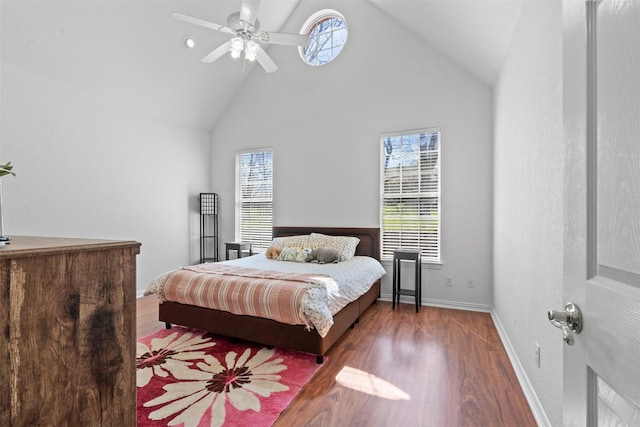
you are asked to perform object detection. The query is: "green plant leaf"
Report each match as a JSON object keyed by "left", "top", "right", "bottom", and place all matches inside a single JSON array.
[{"left": 0, "top": 161, "right": 16, "bottom": 177}]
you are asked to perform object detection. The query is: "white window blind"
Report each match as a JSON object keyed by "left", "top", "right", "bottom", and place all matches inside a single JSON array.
[
  {"left": 380, "top": 129, "right": 441, "bottom": 262},
  {"left": 235, "top": 148, "right": 273, "bottom": 252}
]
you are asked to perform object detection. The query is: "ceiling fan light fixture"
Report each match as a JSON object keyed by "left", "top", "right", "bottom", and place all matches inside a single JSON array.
[
  {"left": 230, "top": 36, "right": 244, "bottom": 50},
  {"left": 245, "top": 40, "right": 259, "bottom": 61},
  {"left": 230, "top": 36, "right": 244, "bottom": 59}
]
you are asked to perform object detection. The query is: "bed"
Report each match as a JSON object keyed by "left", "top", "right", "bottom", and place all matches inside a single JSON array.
[{"left": 150, "top": 227, "right": 383, "bottom": 363}]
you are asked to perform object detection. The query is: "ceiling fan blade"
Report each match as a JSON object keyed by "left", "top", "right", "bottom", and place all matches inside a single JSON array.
[
  {"left": 254, "top": 31, "right": 310, "bottom": 47},
  {"left": 201, "top": 41, "right": 232, "bottom": 63},
  {"left": 239, "top": 0, "right": 260, "bottom": 26},
  {"left": 256, "top": 48, "right": 278, "bottom": 73},
  {"left": 171, "top": 12, "right": 234, "bottom": 35}
]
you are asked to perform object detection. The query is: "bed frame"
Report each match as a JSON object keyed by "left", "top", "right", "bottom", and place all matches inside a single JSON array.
[{"left": 159, "top": 227, "right": 381, "bottom": 363}]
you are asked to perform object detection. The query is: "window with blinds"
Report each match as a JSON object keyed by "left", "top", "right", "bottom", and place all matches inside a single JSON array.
[
  {"left": 235, "top": 148, "right": 273, "bottom": 252},
  {"left": 380, "top": 129, "right": 441, "bottom": 262}
]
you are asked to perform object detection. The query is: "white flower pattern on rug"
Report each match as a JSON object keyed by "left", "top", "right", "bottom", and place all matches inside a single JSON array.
[
  {"left": 143, "top": 346, "right": 290, "bottom": 427},
  {"left": 136, "top": 331, "right": 217, "bottom": 387}
]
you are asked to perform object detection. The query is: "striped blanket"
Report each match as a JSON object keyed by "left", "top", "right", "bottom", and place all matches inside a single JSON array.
[{"left": 150, "top": 264, "right": 337, "bottom": 337}]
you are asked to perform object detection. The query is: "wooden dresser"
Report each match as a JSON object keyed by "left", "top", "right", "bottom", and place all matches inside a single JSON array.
[{"left": 0, "top": 236, "right": 141, "bottom": 426}]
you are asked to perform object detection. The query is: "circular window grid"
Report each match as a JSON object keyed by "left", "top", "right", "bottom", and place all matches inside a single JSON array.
[{"left": 299, "top": 10, "right": 348, "bottom": 66}]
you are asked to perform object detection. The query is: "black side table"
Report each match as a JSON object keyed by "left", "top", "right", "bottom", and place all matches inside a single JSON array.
[
  {"left": 392, "top": 248, "right": 422, "bottom": 313},
  {"left": 225, "top": 242, "right": 253, "bottom": 260}
]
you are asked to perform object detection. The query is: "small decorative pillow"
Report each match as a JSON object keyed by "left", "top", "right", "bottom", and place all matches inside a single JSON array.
[
  {"left": 271, "top": 234, "right": 311, "bottom": 249},
  {"left": 309, "top": 233, "right": 360, "bottom": 261},
  {"left": 277, "top": 246, "right": 312, "bottom": 263}
]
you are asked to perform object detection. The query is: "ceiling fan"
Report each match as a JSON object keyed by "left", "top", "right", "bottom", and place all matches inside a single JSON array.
[{"left": 172, "top": 0, "right": 310, "bottom": 73}]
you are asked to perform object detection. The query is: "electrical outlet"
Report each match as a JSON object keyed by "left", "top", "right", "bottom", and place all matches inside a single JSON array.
[
  {"left": 446, "top": 276, "right": 453, "bottom": 287},
  {"left": 535, "top": 343, "right": 541, "bottom": 368},
  {"left": 466, "top": 278, "right": 474, "bottom": 288}
]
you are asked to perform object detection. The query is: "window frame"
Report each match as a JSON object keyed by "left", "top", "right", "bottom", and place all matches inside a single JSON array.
[
  {"left": 235, "top": 147, "right": 273, "bottom": 253},
  {"left": 379, "top": 128, "right": 442, "bottom": 264},
  {"left": 298, "top": 9, "right": 348, "bottom": 67}
]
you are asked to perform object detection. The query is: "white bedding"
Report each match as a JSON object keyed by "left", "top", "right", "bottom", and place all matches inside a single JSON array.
[{"left": 220, "top": 254, "right": 386, "bottom": 316}]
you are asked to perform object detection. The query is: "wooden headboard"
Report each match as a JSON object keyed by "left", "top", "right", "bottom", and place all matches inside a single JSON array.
[{"left": 272, "top": 227, "right": 380, "bottom": 261}]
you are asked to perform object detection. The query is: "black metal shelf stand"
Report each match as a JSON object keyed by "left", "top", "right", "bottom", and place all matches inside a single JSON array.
[{"left": 199, "top": 193, "right": 218, "bottom": 263}]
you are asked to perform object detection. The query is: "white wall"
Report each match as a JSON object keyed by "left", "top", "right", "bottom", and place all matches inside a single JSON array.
[
  {"left": 493, "top": 1, "right": 563, "bottom": 425},
  {"left": 210, "top": 0, "right": 494, "bottom": 308},
  {"left": 1, "top": 62, "right": 211, "bottom": 294}
]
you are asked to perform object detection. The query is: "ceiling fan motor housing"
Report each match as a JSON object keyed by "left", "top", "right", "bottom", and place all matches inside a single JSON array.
[{"left": 227, "top": 11, "right": 260, "bottom": 34}]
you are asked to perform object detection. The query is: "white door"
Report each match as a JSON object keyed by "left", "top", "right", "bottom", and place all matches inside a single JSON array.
[{"left": 562, "top": 0, "right": 640, "bottom": 426}]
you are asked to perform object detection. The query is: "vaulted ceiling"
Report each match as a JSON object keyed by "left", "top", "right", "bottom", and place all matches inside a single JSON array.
[{"left": 1, "top": 0, "right": 523, "bottom": 131}]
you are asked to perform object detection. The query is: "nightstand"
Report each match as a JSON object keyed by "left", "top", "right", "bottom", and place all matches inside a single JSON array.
[{"left": 225, "top": 242, "right": 252, "bottom": 260}]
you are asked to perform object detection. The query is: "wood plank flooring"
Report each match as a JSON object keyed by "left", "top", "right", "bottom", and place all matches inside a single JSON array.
[{"left": 137, "top": 296, "right": 537, "bottom": 427}]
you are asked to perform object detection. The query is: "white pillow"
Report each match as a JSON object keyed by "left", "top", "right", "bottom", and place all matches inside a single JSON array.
[
  {"left": 271, "top": 234, "right": 310, "bottom": 249},
  {"left": 309, "top": 233, "right": 360, "bottom": 261}
]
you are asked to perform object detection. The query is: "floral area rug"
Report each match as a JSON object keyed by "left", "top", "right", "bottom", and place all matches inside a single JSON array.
[{"left": 137, "top": 326, "right": 322, "bottom": 427}]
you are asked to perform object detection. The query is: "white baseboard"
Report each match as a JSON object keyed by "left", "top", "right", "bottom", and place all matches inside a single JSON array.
[
  {"left": 491, "top": 310, "right": 551, "bottom": 427},
  {"left": 378, "top": 294, "right": 492, "bottom": 313}
]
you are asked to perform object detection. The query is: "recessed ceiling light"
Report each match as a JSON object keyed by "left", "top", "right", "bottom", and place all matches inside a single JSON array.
[{"left": 183, "top": 37, "right": 195, "bottom": 49}]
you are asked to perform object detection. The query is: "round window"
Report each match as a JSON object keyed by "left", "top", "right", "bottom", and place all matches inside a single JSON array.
[{"left": 299, "top": 10, "right": 348, "bottom": 66}]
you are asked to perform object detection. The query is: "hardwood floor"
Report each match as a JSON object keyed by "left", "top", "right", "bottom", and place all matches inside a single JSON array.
[
  {"left": 137, "top": 296, "right": 537, "bottom": 427},
  {"left": 137, "top": 293, "right": 166, "bottom": 338}
]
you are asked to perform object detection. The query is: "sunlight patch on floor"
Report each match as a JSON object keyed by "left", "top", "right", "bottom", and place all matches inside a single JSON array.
[{"left": 335, "top": 366, "right": 411, "bottom": 400}]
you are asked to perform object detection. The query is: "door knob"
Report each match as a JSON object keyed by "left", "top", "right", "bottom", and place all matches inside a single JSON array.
[{"left": 548, "top": 302, "right": 582, "bottom": 345}]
